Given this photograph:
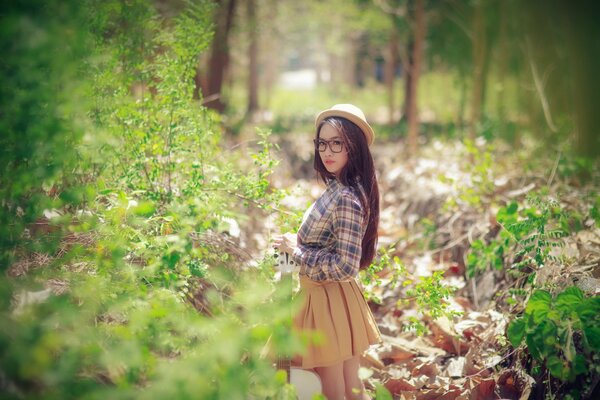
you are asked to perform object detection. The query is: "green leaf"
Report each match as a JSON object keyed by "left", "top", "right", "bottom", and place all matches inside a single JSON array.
[
  {"left": 507, "top": 317, "right": 526, "bottom": 347},
  {"left": 374, "top": 384, "right": 393, "bottom": 400},
  {"left": 584, "top": 326, "right": 600, "bottom": 351},
  {"left": 133, "top": 201, "right": 156, "bottom": 217},
  {"left": 555, "top": 286, "right": 584, "bottom": 313},
  {"left": 547, "top": 355, "right": 566, "bottom": 380},
  {"left": 577, "top": 297, "right": 600, "bottom": 323},
  {"left": 547, "top": 309, "right": 560, "bottom": 321},
  {"left": 188, "top": 259, "right": 207, "bottom": 278},
  {"left": 538, "top": 321, "right": 557, "bottom": 358},
  {"left": 506, "top": 201, "right": 518, "bottom": 214},
  {"left": 163, "top": 251, "right": 180, "bottom": 269},
  {"left": 526, "top": 332, "right": 542, "bottom": 361},
  {"left": 526, "top": 290, "right": 552, "bottom": 323},
  {"left": 572, "top": 354, "right": 587, "bottom": 378}
]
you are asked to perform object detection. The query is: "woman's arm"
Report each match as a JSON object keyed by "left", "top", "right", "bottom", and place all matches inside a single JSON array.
[{"left": 294, "top": 192, "right": 363, "bottom": 281}]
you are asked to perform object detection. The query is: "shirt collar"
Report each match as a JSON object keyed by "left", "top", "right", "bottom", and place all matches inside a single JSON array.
[
  {"left": 327, "top": 177, "right": 360, "bottom": 188},
  {"left": 326, "top": 178, "right": 342, "bottom": 190}
]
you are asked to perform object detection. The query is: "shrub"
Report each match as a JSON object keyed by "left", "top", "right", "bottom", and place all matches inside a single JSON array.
[
  {"left": 508, "top": 287, "right": 600, "bottom": 395},
  {"left": 0, "top": 1, "right": 300, "bottom": 399}
]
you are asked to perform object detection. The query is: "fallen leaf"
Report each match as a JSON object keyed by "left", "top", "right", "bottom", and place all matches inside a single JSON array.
[
  {"left": 412, "top": 361, "right": 439, "bottom": 382},
  {"left": 385, "top": 377, "right": 417, "bottom": 394},
  {"left": 428, "top": 318, "right": 471, "bottom": 355},
  {"left": 497, "top": 368, "right": 535, "bottom": 400},
  {"left": 469, "top": 377, "right": 496, "bottom": 400},
  {"left": 415, "top": 387, "right": 464, "bottom": 400}
]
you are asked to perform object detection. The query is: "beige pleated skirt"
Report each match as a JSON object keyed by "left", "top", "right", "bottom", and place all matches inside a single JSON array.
[{"left": 293, "top": 275, "right": 381, "bottom": 369}]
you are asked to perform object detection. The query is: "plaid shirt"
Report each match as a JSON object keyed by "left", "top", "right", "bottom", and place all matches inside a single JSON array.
[{"left": 293, "top": 179, "right": 367, "bottom": 281}]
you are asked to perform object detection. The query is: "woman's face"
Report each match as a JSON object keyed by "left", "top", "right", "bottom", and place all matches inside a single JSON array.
[{"left": 317, "top": 124, "right": 348, "bottom": 177}]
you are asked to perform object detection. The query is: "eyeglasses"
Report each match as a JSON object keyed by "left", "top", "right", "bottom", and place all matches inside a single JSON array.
[{"left": 314, "top": 138, "right": 345, "bottom": 153}]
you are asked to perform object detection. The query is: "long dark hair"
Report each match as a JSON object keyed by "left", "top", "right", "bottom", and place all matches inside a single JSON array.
[{"left": 314, "top": 117, "right": 379, "bottom": 270}]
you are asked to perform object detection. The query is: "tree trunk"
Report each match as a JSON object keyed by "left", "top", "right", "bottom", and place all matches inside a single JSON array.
[
  {"left": 385, "top": 20, "right": 399, "bottom": 124},
  {"left": 193, "top": 52, "right": 209, "bottom": 100},
  {"left": 261, "top": 0, "right": 279, "bottom": 109},
  {"left": 457, "top": 71, "right": 467, "bottom": 129},
  {"left": 347, "top": 37, "right": 358, "bottom": 88},
  {"left": 402, "top": 39, "right": 413, "bottom": 120},
  {"left": 407, "top": 0, "right": 425, "bottom": 156},
  {"left": 497, "top": 0, "right": 507, "bottom": 123},
  {"left": 203, "top": 0, "right": 236, "bottom": 113},
  {"left": 246, "top": 0, "right": 259, "bottom": 115},
  {"left": 469, "top": 0, "right": 486, "bottom": 141},
  {"left": 563, "top": 2, "right": 600, "bottom": 158}
]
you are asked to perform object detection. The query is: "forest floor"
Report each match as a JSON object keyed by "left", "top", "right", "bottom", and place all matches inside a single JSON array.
[
  {"left": 8, "top": 127, "right": 598, "bottom": 399},
  {"left": 264, "top": 132, "right": 600, "bottom": 399}
]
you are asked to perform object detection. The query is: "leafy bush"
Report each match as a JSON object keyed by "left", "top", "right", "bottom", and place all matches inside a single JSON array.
[
  {"left": 466, "top": 193, "right": 569, "bottom": 278},
  {"left": 0, "top": 1, "right": 302, "bottom": 399},
  {"left": 0, "top": 0, "right": 93, "bottom": 270},
  {"left": 508, "top": 287, "right": 600, "bottom": 391},
  {"left": 362, "top": 246, "right": 460, "bottom": 335},
  {"left": 442, "top": 139, "right": 496, "bottom": 211}
]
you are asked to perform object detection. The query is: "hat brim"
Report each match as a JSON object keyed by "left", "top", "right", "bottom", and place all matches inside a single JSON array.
[{"left": 315, "top": 109, "right": 374, "bottom": 146}]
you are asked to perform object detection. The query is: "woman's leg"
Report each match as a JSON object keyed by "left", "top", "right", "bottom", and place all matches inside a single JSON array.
[
  {"left": 343, "top": 356, "right": 370, "bottom": 400},
  {"left": 315, "top": 362, "right": 345, "bottom": 400}
]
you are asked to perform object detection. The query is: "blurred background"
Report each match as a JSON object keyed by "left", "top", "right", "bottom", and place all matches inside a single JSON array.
[
  {"left": 198, "top": 0, "right": 600, "bottom": 162},
  {"left": 2, "top": 1, "right": 600, "bottom": 399}
]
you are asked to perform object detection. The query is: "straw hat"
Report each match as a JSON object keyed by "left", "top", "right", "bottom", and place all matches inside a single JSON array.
[{"left": 315, "top": 104, "right": 374, "bottom": 146}]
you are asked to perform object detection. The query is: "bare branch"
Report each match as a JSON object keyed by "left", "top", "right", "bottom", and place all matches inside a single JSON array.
[{"left": 525, "top": 37, "right": 559, "bottom": 133}]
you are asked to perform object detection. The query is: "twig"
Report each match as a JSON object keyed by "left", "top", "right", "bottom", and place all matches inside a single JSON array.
[
  {"left": 447, "top": 210, "right": 463, "bottom": 238},
  {"left": 198, "top": 184, "right": 293, "bottom": 216},
  {"left": 226, "top": 138, "right": 261, "bottom": 152},
  {"left": 200, "top": 93, "right": 220, "bottom": 106},
  {"left": 471, "top": 277, "right": 479, "bottom": 309},
  {"left": 428, "top": 217, "right": 485, "bottom": 256},
  {"left": 525, "top": 37, "right": 558, "bottom": 133},
  {"left": 428, "top": 231, "right": 469, "bottom": 255},
  {"left": 547, "top": 150, "right": 561, "bottom": 187}
]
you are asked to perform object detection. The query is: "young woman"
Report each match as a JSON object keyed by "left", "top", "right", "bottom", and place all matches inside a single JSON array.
[{"left": 274, "top": 104, "right": 381, "bottom": 399}]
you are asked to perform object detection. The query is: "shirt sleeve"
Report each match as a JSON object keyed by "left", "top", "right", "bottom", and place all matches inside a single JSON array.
[{"left": 294, "top": 192, "right": 364, "bottom": 281}]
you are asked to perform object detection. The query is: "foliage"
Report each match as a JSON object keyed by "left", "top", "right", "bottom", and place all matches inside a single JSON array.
[
  {"left": 360, "top": 245, "right": 405, "bottom": 292},
  {"left": 1, "top": 262, "right": 301, "bottom": 399},
  {"left": 362, "top": 246, "right": 460, "bottom": 335},
  {"left": 0, "top": 0, "right": 93, "bottom": 271},
  {"left": 401, "top": 270, "right": 462, "bottom": 336},
  {"left": 507, "top": 286, "right": 600, "bottom": 388},
  {"left": 88, "top": 0, "right": 216, "bottom": 204},
  {"left": 591, "top": 194, "right": 600, "bottom": 225},
  {"left": 441, "top": 137, "right": 599, "bottom": 395},
  {"left": 466, "top": 193, "right": 569, "bottom": 279},
  {"left": 0, "top": 1, "right": 303, "bottom": 399},
  {"left": 442, "top": 138, "right": 496, "bottom": 211}
]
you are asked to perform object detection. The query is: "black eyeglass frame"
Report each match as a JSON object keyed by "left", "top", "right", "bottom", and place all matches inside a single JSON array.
[{"left": 313, "top": 138, "right": 345, "bottom": 153}]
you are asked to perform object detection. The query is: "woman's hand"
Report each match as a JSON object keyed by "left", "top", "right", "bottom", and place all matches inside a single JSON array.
[{"left": 273, "top": 233, "right": 297, "bottom": 255}]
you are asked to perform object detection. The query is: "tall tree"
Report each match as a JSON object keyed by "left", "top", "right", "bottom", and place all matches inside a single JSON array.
[
  {"left": 384, "top": 19, "right": 400, "bottom": 124},
  {"left": 246, "top": 0, "right": 258, "bottom": 115},
  {"left": 260, "top": 0, "right": 280, "bottom": 109},
  {"left": 406, "top": 0, "right": 426, "bottom": 155},
  {"left": 200, "top": 0, "right": 236, "bottom": 113},
  {"left": 496, "top": 0, "right": 508, "bottom": 129},
  {"left": 521, "top": 0, "right": 600, "bottom": 159},
  {"left": 402, "top": 38, "right": 413, "bottom": 124},
  {"left": 469, "top": 0, "right": 486, "bottom": 141}
]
